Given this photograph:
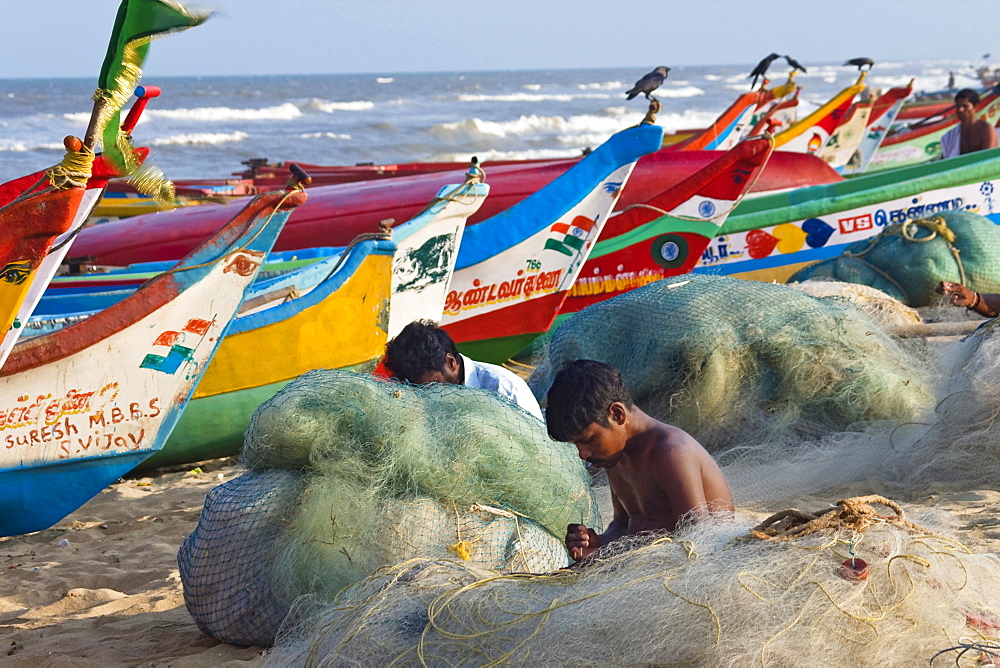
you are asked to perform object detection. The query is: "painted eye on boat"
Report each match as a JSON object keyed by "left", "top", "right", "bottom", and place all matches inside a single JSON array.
[{"left": 0, "top": 261, "right": 32, "bottom": 285}]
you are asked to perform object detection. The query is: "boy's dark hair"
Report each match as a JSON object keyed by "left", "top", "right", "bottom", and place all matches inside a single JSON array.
[
  {"left": 545, "top": 359, "right": 633, "bottom": 442},
  {"left": 383, "top": 320, "right": 462, "bottom": 383},
  {"left": 956, "top": 88, "right": 981, "bottom": 106}
]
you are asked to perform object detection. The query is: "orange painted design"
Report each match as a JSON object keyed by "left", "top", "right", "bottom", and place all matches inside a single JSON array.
[
  {"left": 223, "top": 251, "right": 263, "bottom": 277},
  {"left": 153, "top": 331, "right": 180, "bottom": 346},
  {"left": 183, "top": 318, "right": 213, "bottom": 335}
]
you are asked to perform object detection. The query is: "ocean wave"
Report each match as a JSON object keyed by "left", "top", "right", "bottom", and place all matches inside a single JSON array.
[
  {"left": 456, "top": 92, "right": 613, "bottom": 102},
  {"left": 298, "top": 131, "right": 352, "bottom": 140},
  {"left": 309, "top": 99, "right": 375, "bottom": 112},
  {"left": 0, "top": 139, "right": 64, "bottom": 152},
  {"left": 523, "top": 84, "right": 542, "bottom": 91},
  {"left": 429, "top": 147, "right": 584, "bottom": 162},
  {"left": 656, "top": 85, "right": 704, "bottom": 98},
  {"left": 428, "top": 113, "right": 634, "bottom": 140},
  {"left": 577, "top": 81, "right": 624, "bottom": 90},
  {"left": 376, "top": 77, "right": 394, "bottom": 84},
  {"left": 144, "top": 103, "right": 303, "bottom": 122},
  {"left": 150, "top": 131, "right": 249, "bottom": 146}
]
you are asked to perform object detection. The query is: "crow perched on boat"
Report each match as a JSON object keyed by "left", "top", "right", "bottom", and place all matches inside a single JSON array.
[
  {"left": 783, "top": 55, "right": 808, "bottom": 74},
  {"left": 748, "top": 53, "right": 781, "bottom": 88},
  {"left": 844, "top": 57, "right": 875, "bottom": 71},
  {"left": 625, "top": 66, "right": 670, "bottom": 100}
]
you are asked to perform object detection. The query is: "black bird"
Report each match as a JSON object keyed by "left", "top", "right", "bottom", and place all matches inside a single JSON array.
[
  {"left": 783, "top": 55, "right": 808, "bottom": 74},
  {"left": 748, "top": 52, "right": 781, "bottom": 88},
  {"left": 984, "top": 52, "right": 992, "bottom": 59},
  {"left": 843, "top": 57, "right": 875, "bottom": 71},
  {"left": 625, "top": 66, "right": 670, "bottom": 100}
]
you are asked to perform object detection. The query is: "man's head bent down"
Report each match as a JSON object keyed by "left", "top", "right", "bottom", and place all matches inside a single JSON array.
[{"left": 383, "top": 319, "right": 464, "bottom": 385}]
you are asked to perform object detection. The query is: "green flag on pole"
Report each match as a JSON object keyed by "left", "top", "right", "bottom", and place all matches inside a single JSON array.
[{"left": 93, "top": 0, "right": 210, "bottom": 187}]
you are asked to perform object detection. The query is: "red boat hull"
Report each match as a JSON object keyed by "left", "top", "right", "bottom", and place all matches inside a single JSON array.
[{"left": 71, "top": 149, "right": 841, "bottom": 267}]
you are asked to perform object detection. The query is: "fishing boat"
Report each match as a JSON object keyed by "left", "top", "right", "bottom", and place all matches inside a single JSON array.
[
  {"left": 0, "top": 184, "right": 307, "bottom": 536},
  {"left": 840, "top": 82, "right": 913, "bottom": 176},
  {"left": 0, "top": 86, "right": 164, "bottom": 371},
  {"left": 51, "top": 177, "right": 485, "bottom": 468},
  {"left": 866, "top": 86, "right": 1000, "bottom": 173},
  {"left": 559, "top": 135, "right": 774, "bottom": 320},
  {"left": 772, "top": 71, "right": 868, "bottom": 158},
  {"left": 439, "top": 122, "right": 665, "bottom": 363},
  {"left": 692, "top": 145, "right": 1000, "bottom": 284},
  {"left": 68, "top": 147, "right": 841, "bottom": 268}
]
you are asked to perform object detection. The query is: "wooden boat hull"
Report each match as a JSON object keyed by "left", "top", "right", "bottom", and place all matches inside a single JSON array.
[
  {"left": 693, "top": 147, "right": 1000, "bottom": 283},
  {"left": 67, "top": 149, "right": 842, "bottom": 268},
  {"left": 868, "top": 90, "right": 1000, "bottom": 173},
  {"left": 441, "top": 124, "right": 665, "bottom": 363},
  {"left": 0, "top": 189, "right": 305, "bottom": 536}
]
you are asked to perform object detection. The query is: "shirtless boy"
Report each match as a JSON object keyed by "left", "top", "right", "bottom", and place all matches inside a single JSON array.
[{"left": 545, "top": 359, "right": 734, "bottom": 561}]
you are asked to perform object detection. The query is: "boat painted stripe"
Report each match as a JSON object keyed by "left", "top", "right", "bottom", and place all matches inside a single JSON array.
[{"left": 455, "top": 124, "right": 664, "bottom": 270}]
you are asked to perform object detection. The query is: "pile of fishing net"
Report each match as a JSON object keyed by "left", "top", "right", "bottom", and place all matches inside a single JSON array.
[
  {"left": 727, "top": 315, "right": 1000, "bottom": 506},
  {"left": 264, "top": 496, "right": 1000, "bottom": 666},
  {"left": 177, "top": 370, "right": 599, "bottom": 647},
  {"left": 788, "top": 210, "right": 1000, "bottom": 307},
  {"left": 787, "top": 279, "right": 921, "bottom": 327},
  {"left": 528, "top": 273, "right": 934, "bottom": 454}
]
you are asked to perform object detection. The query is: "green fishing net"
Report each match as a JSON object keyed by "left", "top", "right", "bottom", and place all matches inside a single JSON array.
[
  {"left": 178, "top": 370, "right": 599, "bottom": 647},
  {"left": 788, "top": 210, "right": 1000, "bottom": 306},
  {"left": 528, "top": 273, "right": 934, "bottom": 455},
  {"left": 264, "top": 509, "right": 1000, "bottom": 666}
]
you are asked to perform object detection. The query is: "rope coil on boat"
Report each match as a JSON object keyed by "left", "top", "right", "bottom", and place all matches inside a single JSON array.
[{"left": 45, "top": 143, "right": 95, "bottom": 190}]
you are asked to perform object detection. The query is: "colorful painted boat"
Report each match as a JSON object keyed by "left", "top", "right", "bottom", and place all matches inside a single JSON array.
[
  {"left": 0, "top": 86, "right": 164, "bottom": 370},
  {"left": 840, "top": 82, "right": 914, "bottom": 176},
  {"left": 439, "top": 123, "right": 665, "bottom": 363},
  {"left": 68, "top": 148, "right": 841, "bottom": 268},
  {"left": 866, "top": 87, "right": 1000, "bottom": 173},
  {"left": 692, "top": 145, "right": 1000, "bottom": 284},
  {"left": 559, "top": 135, "right": 774, "bottom": 320},
  {"left": 0, "top": 185, "right": 306, "bottom": 536},
  {"left": 772, "top": 72, "right": 867, "bottom": 156},
  {"left": 25, "top": 179, "right": 488, "bottom": 469}
]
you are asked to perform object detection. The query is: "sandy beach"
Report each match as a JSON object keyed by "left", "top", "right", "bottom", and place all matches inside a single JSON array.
[
  {"left": 0, "top": 459, "right": 264, "bottom": 666},
  {"left": 3, "top": 447, "right": 1000, "bottom": 666}
]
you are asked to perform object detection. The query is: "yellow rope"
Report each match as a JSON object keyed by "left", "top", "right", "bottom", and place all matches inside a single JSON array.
[{"left": 45, "top": 145, "right": 95, "bottom": 190}]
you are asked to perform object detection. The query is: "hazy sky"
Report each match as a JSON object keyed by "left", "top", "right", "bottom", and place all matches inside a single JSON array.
[{"left": 4, "top": 0, "right": 1000, "bottom": 79}]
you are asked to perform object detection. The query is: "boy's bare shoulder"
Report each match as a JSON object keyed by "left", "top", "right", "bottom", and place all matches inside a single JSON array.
[{"left": 647, "top": 423, "right": 705, "bottom": 458}]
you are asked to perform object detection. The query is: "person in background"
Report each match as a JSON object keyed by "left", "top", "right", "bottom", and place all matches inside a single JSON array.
[
  {"left": 544, "top": 359, "right": 734, "bottom": 563},
  {"left": 940, "top": 89, "right": 999, "bottom": 159},
  {"left": 383, "top": 319, "right": 543, "bottom": 420},
  {"left": 937, "top": 281, "right": 1000, "bottom": 318}
]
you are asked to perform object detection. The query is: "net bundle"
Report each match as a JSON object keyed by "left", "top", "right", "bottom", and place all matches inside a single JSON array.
[
  {"left": 528, "top": 273, "right": 934, "bottom": 454},
  {"left": 787, "top": 279, "right": 921, "bottom": 328},
  {"left": 724, "top": 316, "right": 1000, "bottom": 507},
  {"left": 788, "top": 210, "right": 1000, "bottom": 306},
  {"left": 178, "top": 369, "right": 599, "bottom": 647},
  {"left": 265, "top": 501, "right": 1000, "bottom": 666}
]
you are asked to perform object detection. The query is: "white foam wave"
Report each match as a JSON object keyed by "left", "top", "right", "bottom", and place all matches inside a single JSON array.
[
  {"left": 63, "top": 111, "right": 91, "bottom": 124},
  {"left": 0, "top": 139, "right": 63, "bottom": 152},
  {"left": 376, "top": 77, "right": 394, "bottom": 84},
  {"left": 310, "top": 99, "right": 375, "bottom": 112},
  {"left": 523, "top": 84, "right": 542, "bottom": 91},
  {"left": 457, "top": 92, "right": 612, "bottom": 102},
  {"left": 298, "top": 131, "right": 352, "bottom": 140},
  {"left": 150, "top": 131, "right": 248, "bottom": 146},
  {"left": 577, "top": 81, "right": 624, "bottom": 90},
  {"left": 428, "top": 113, "right": 632, "bottom": 140},
  {"left": 145, "top": 103, "right": 302, "bottom": 122},
  {"left": 656, "top": 85, "right": 704, "bottom": 98}
]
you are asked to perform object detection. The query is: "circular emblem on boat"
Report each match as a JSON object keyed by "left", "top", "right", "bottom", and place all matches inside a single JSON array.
[
  {"left": 650, "top": 234, "right": 688, "bottom": 269},
  {"left": 698, "top": 200, "right": 716, "bottom": 218}
]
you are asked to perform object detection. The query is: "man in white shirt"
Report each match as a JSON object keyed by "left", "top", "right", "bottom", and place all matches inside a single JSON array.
[{"left": 383, "top": 320, "right": 543, "bottom": 420}]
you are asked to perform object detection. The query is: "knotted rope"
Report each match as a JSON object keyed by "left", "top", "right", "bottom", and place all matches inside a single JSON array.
[{"left": 747, "top": 494, "right": 929, "bottom": 541}]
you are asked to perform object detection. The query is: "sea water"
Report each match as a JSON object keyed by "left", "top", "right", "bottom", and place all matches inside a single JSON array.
[{"left": 0, "top": 60, "right": 973, "bottom": 183}]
